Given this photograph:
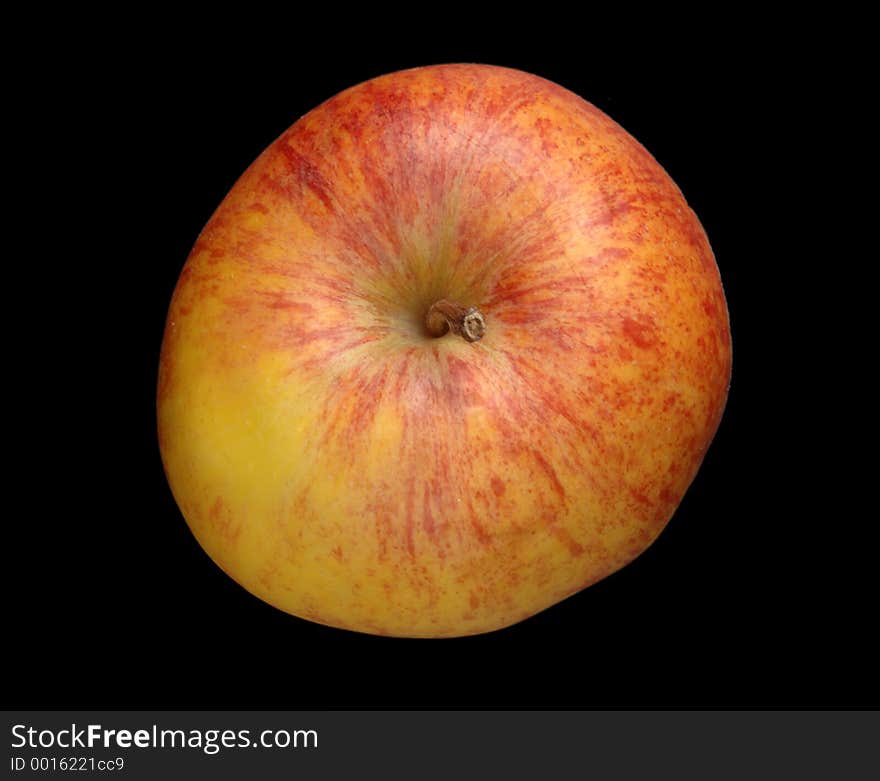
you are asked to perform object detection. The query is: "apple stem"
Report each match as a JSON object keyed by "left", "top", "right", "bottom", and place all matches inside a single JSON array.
[{"left": 425, "top": 299, "right": 486, "bottom": 342}]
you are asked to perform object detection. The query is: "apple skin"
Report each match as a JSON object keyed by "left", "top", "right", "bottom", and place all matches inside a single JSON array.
[{"left": 158, "top": 64, "right": 731, "bottom": 637}]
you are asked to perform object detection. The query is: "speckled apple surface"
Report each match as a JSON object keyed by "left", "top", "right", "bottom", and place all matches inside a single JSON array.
[{"left": 158, "top": 64, "right": 732, "bottom": 637}]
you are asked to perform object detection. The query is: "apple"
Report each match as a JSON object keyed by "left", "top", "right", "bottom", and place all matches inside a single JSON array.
[{"left": 157, "top": 64, "right": 731, "bottom": 637}]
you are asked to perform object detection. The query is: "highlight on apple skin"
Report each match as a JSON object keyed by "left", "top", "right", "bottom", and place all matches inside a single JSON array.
[{"left": 157, "top": 64, "right": 732, "bottom": 637}]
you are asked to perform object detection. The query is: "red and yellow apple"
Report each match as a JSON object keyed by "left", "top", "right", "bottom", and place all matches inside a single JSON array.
[{"left": 157, "top": 64, "right": 731, "bottom": 637}]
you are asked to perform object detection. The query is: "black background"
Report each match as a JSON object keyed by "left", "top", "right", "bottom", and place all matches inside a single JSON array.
[{"left": 8, "top": 22, "right": 871, "bottom": 708}]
